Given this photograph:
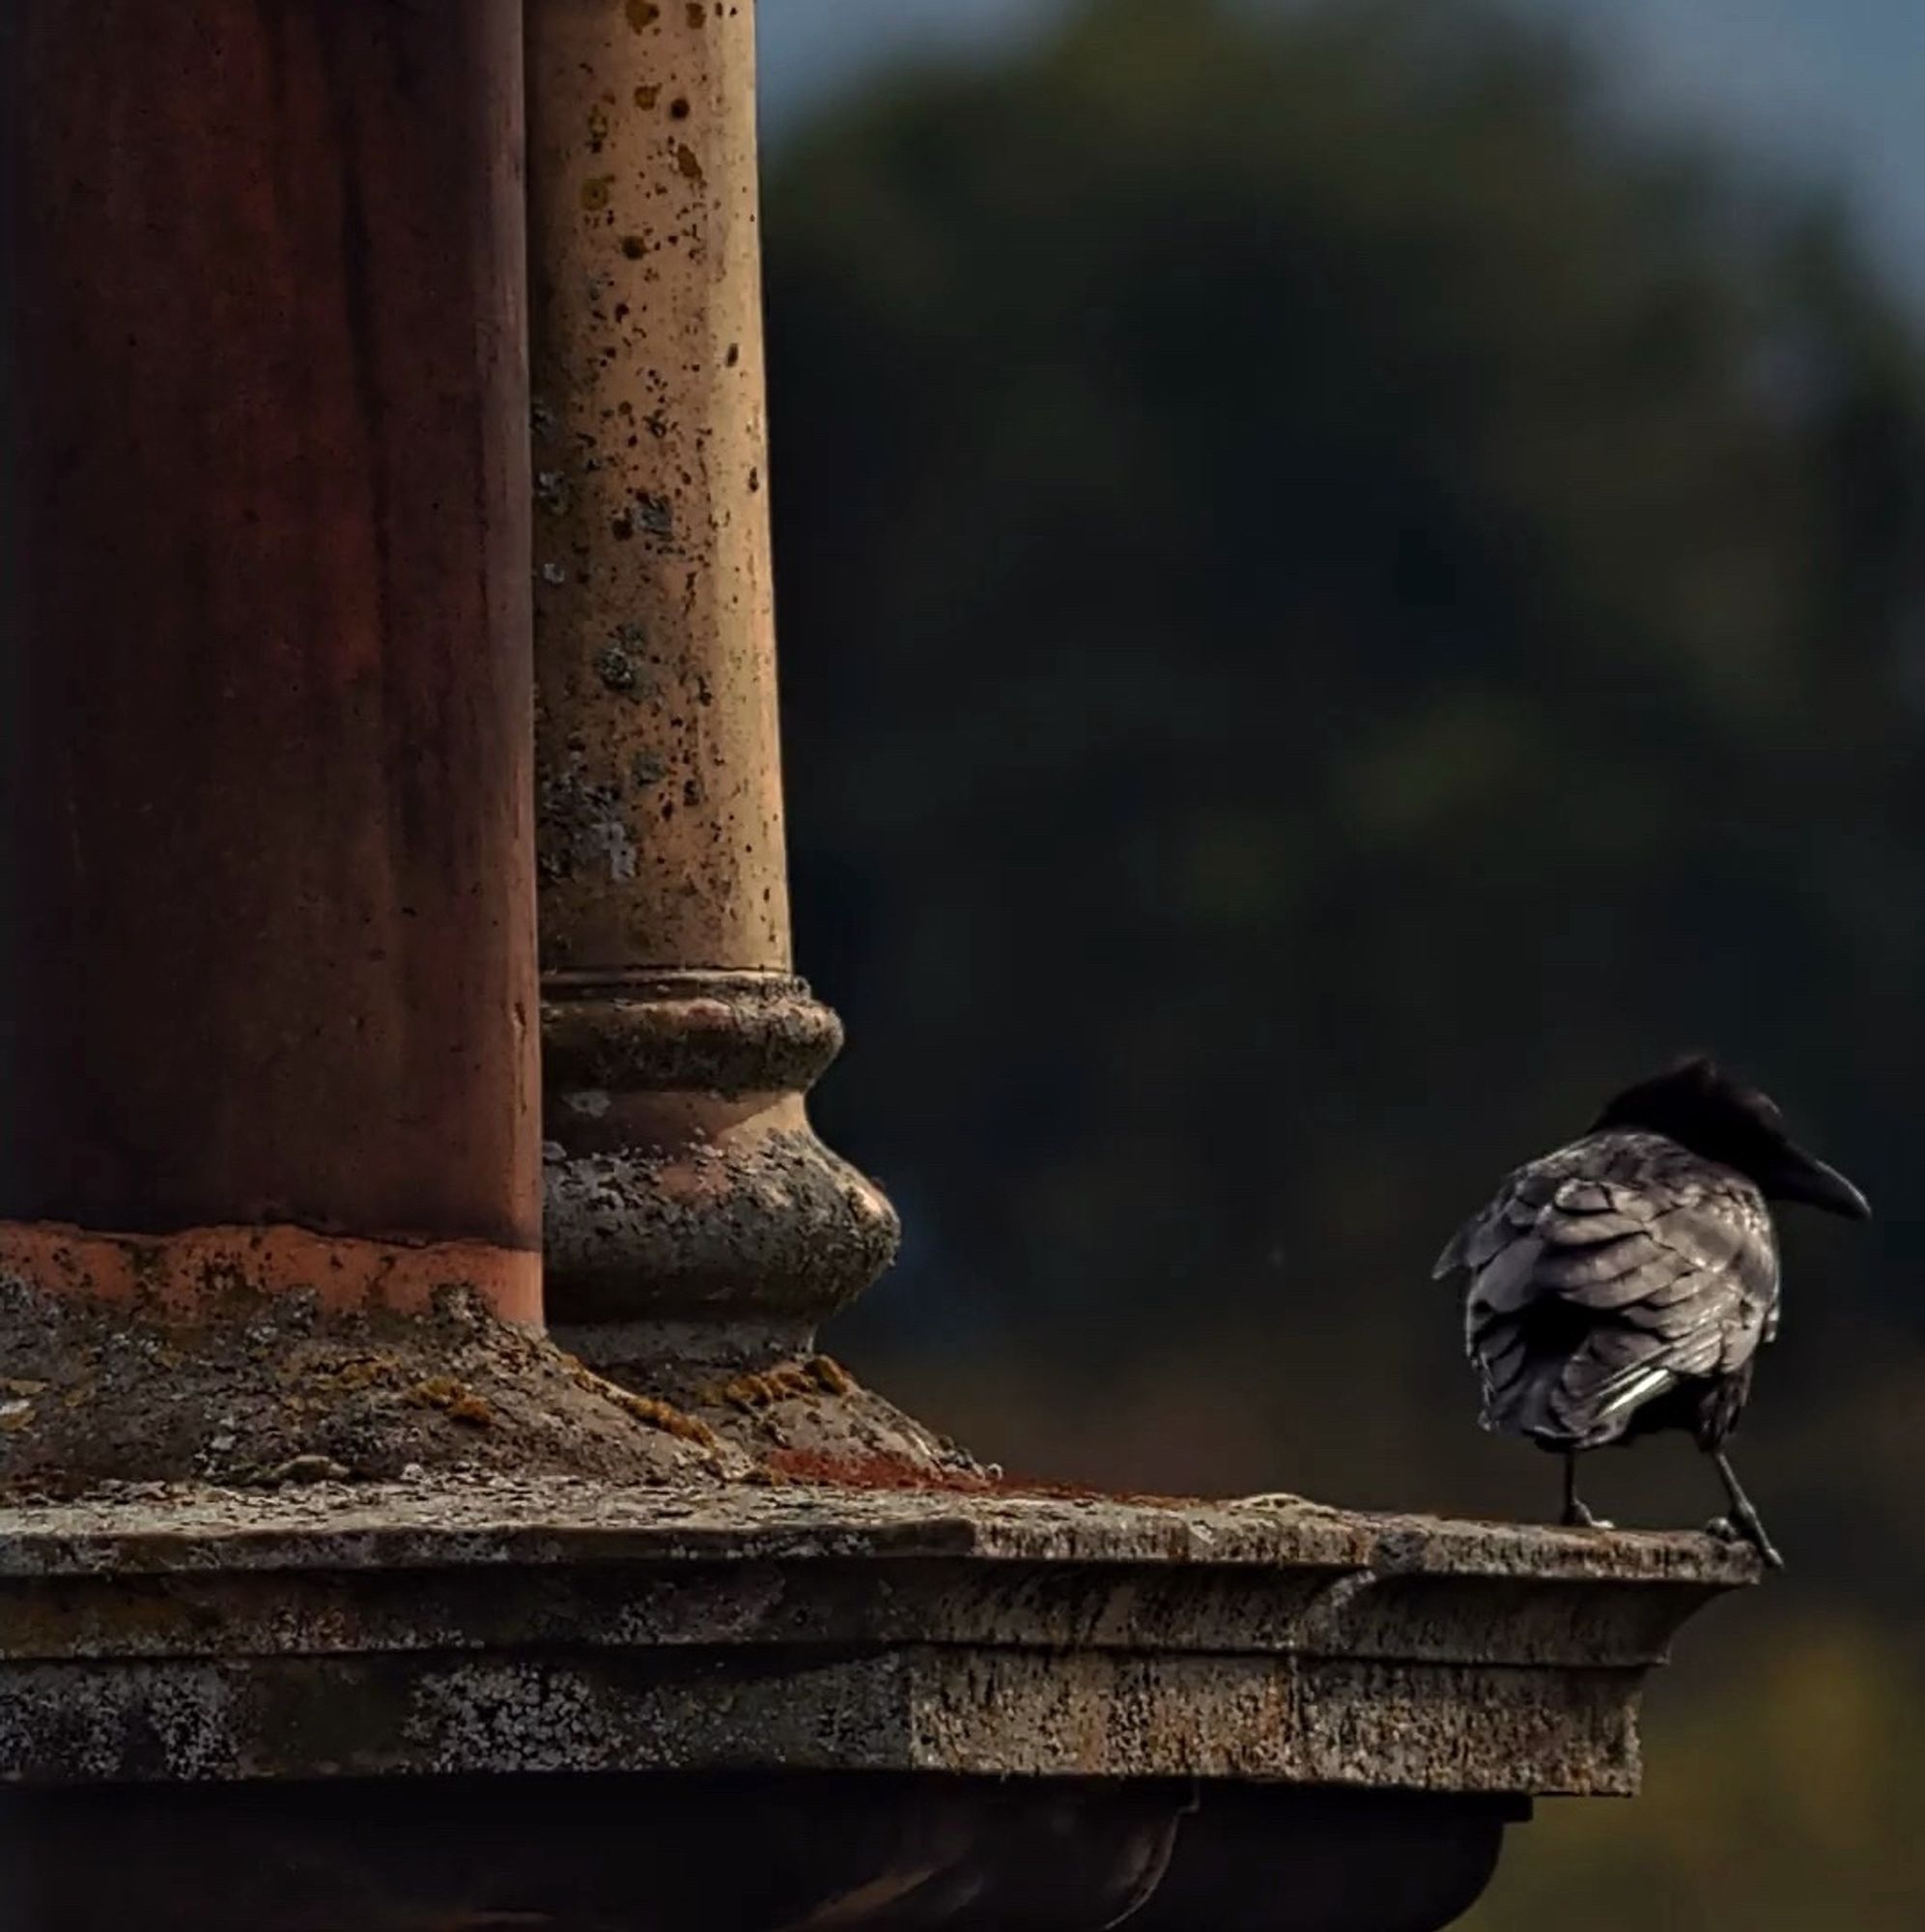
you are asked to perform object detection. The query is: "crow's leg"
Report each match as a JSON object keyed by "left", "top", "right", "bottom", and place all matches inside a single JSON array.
[
  {"left": 1708, "top": 1450, "right": 1783, "bottom": 1570},
  {"left": 1561, "top": 1450, "right": 1612, "bottom": 1529}
]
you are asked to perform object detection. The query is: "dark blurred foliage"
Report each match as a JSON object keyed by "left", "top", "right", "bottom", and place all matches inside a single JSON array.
[{"left": 762, "top": 3, "right": 1925, "bottom": 1924}]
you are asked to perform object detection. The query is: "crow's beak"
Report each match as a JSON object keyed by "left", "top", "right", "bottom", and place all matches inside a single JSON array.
[{"left": 1768, "top": 1145, "right": 1872, "bottom": 1220}]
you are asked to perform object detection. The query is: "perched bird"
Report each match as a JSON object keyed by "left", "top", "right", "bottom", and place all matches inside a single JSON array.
[{"left": 1432, "top": 1057, "right": 1870, "bottom": 1568}]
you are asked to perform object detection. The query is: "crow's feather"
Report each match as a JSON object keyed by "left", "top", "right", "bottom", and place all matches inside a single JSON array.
[{"left": 1435, "top": 1129, "right": 1777, "bottom": 1451}]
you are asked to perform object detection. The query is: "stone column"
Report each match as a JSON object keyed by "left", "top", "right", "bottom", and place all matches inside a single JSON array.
[
  {"left": 0, "top": 0, "right": 538, "bottom": 1314},
  {"left": 526, "top": 0, "right": 908, "bottom": 1432},
  {"left": 0, "top": 0, "right": 719, "bottom": 1494}
]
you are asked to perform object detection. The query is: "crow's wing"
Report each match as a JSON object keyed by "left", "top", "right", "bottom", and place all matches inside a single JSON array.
[{"left": 1435, "top": 1132, "right": 1779, "bottom": 1449}]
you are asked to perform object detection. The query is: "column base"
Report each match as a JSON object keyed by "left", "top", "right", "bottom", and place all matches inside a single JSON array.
[
  {"left": 0, "top": 1256, "right": 741, "bottom": 1494},
  {"left": 542, "top": 969, "right": 968, "bottom": 1477},
  {"left": 542, "top": 970, "right": 899, "bottom": 1334}
]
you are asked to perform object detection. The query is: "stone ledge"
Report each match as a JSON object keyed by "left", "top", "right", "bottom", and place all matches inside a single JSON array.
[
  {"left": 0, "top": 1477, "right": 1752, "bottom": 1797},
  {"left": 0, "top": 1474, "right": 1763, "bottom": 1580}
]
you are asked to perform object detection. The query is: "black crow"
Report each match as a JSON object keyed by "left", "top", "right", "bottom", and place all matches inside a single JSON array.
[{"left": 1433, "top": 1056, "right": 1870, "bottom": 1568}]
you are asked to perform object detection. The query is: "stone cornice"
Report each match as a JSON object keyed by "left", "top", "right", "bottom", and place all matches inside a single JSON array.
[{"left": 0, "top": 1479, "right": 1752, "bottom": 1796}]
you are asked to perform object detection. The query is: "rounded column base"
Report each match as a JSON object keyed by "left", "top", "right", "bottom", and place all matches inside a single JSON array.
[{"left": 543, "top": 970, "right": 972, "bottom": 1479}]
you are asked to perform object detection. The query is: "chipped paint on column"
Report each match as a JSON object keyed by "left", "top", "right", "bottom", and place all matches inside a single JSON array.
[{"left": 528, "top": 0, "right": 788, "bottom": 971}]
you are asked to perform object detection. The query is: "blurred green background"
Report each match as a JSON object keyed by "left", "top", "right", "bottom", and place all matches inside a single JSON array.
[{"left": 756, "top": 3, "right": 1925, "bottom": 1926}]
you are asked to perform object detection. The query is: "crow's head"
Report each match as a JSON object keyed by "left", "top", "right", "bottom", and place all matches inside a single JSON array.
[{"left": 1594, "top": 1055, "right": 1872, "bottom": 1219}]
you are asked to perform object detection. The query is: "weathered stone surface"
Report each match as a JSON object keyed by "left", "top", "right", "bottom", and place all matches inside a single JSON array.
[
  {"left": 0, "top": 1279, "right": 743, "bottom": 1493},
  {"left": 542, "top": 1113, "right": 902, "bottom": 1331},
  {"left": 0, "top": 1477, "right": 1751, "bottom": 1796},
  {"left": 0, "top": 1475, "right": 1735, "bottom": 1924}
]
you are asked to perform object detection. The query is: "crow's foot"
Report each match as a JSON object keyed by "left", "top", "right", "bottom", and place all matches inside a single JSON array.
[
  {"left": 1704, "top": 1511, "right": 1782, "bottom": 1569},
  {"left": 1559, "top": 1500, "right": 1614, "bottom": 1530},
  {"left": 1710, "top": 1451, "right": 1785, "bottom": 1571},
  {"left": 1737, "top": 1513, "right": 1784, "bottom": 1571}
]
